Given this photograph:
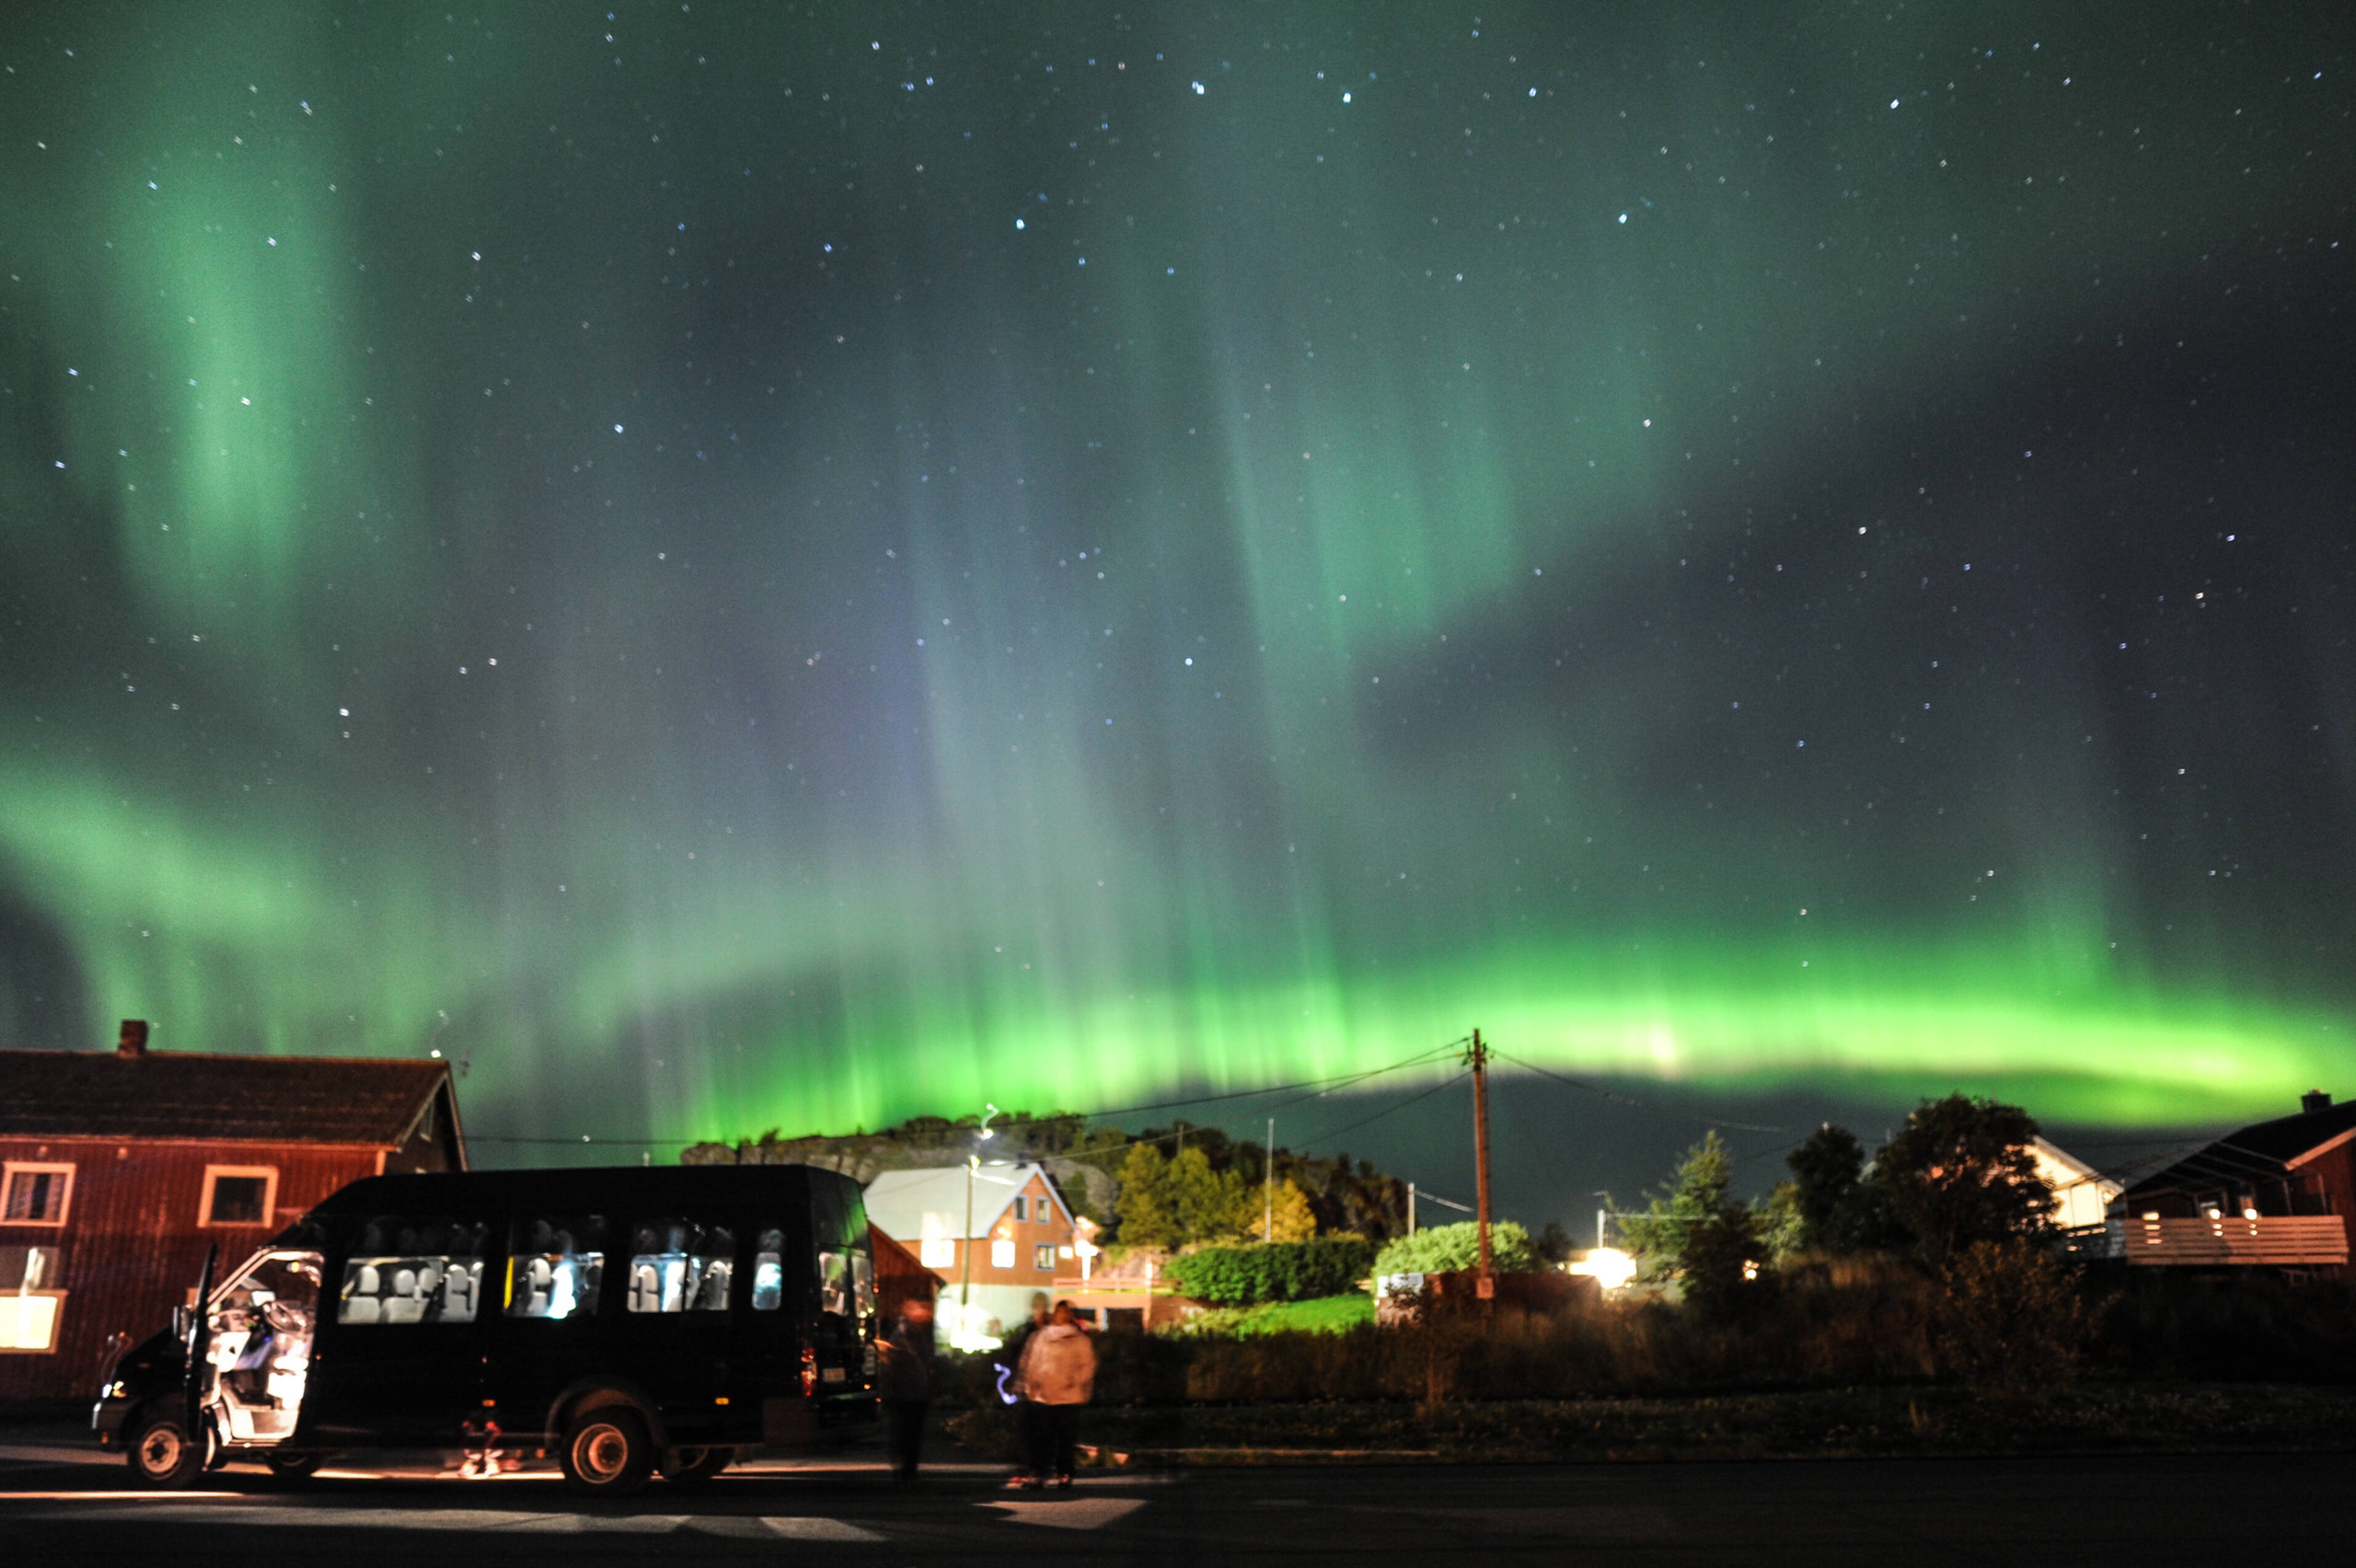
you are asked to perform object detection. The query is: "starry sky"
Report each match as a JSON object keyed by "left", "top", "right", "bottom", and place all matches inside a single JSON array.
[{"left": 2, "top": 4, "right": 2351, "bottom": 1209}]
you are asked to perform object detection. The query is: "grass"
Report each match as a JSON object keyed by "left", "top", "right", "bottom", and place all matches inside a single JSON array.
[{"left": 1170, "top": 1294, "right": 1374, "bottom": 1338}]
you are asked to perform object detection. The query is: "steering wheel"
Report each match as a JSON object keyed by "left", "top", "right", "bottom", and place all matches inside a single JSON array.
[{"left": 263, "top": 1299, "right": 313, "bottom": 1336}]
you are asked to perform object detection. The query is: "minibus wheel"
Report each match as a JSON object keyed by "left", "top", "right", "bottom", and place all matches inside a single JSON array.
[
  {"left": 662, "top": 1446, "right": 732, "bottom": 1485},
  {"left": 127, "top": 1409, "right": 205, "bottom": 1488},
  {"left": 264, "top": 1450, "right": 323, "bottom": 1483},
  {"left": 560, "top": 1407, "right": 653, "bottom": 1496}
]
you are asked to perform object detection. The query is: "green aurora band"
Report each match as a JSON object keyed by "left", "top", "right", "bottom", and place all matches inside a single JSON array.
[{"left": 2, "top": 5, "right": 2350, "bottom": 1151}]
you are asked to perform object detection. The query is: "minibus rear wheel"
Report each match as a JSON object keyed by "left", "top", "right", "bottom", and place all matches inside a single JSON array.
[
  {"left": 560, "top": 1407, "right": 654, "bottom": 1496},
  {"left": 127, "top": 1408, "right": 205, "bottom": 1488}
]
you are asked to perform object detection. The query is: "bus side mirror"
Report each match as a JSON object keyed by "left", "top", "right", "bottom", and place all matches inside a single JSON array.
[{"left": 171, "top": 1306, "right": 191, "bottom": 1343}]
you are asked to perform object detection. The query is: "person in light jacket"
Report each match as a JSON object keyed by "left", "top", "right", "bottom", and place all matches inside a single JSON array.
[{"left": 1013, "top": 1300, "right": 1097, "bottom": 1489}]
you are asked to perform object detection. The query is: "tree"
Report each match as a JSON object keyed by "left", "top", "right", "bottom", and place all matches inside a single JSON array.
[
  {"left": 1617, "top": 1132, "right": 1766, "bottom": 1310},
  {"left": 1785, "top": 1124, "right": 1865, "bottom": 1251},
  {"left": 1372, "top": 1221, "right": 1539, "bottom": 1276},
  {"left": 1248, "top": 1180, "right": 1319, "bottom": 1243},
  {"left": 1535, "top": 1221, "right": 1577, "bottom": 1266},
  {"left": 1876, "top": 1094, "right": 2053, "bottom": 1266},
  {"left": 1934, "top": 1239, "right": 2099, "bottom": 1391},
  {"left": 1113, "top": 1144, "right": 1180, "bottom": 1250}
]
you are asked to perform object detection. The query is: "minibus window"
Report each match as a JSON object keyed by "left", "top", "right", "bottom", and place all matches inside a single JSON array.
[
  {"left": 852, "top": 1250, "right": 875, "bottom": 1322},
  {"left": 625, "top": 1219, "right": 734, "bottom": 1312},
  {"left": 817, "top": 1250, "right": 852, "bottom": 1319},
  {"left": 505, "top": 1216, "right": 606, "bottom": 1320},
  {"left": 337, "top": 1217, "right": 489, "bottom": 1325},
  {"left": 750, "top": 1228, "right": 785, "bottom": 1311}
]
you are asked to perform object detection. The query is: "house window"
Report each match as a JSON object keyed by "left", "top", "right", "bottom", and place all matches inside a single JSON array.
[
  {"left": 989, "top": 1239, "right": 1015, "bottom": 1269},
  {"left": 919, "top": 1236, "right": 957, "bottom": 1270},
  {"left": 200, "top": 1166, "right": 279, "bottom": 1228},
  {"left": 2, "top": 1164, "right": 75, "bottom": 1228},
  {"left": 1011, "top": 1196, "right": 1028, "bottom": 1222},
  {"left": 1034, "top": 1244, "right": 1056, "bottom": 1273}
]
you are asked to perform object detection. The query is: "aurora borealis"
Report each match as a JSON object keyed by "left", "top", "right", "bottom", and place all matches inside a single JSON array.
[{"left": 2, "top": 5, "right": 2351, "bottom": 1202}]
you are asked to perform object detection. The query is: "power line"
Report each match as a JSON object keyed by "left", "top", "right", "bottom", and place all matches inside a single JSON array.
[
  {"left": 468, "top": 1037, "right": 1472, "bottom": 1152},
  {"left": 1487, "top": 1046, "right": 1791, "bottom": 1133}
]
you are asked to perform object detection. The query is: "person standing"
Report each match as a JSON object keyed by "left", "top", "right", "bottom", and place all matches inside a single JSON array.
[
  {"left": 999, "top": 1291, "right": 1053, "bottom": 1487},
  {"left": 876, "top": 1296, "right": 939, "bottom": 1483},
  {"left": 1015, "top": 1300, "right": 1097, "bottom": 1489}
]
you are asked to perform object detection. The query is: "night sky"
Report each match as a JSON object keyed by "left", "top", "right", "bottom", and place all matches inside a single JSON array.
[{"left": 2, "top": 5, "right": 2351, "bottom": 1214}]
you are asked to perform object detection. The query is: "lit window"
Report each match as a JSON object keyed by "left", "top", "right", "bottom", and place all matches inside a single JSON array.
[
  {"left": 1034, "top": 1244, "right": 1056, "bottom": 1273},
  {"left": 919, "top": 1236, "right": 956, "bottom": 1269},
  {"left": 337, "top": 1216, "right": 488, "bottom": 1325},
  {"left": 625, "top": 1218, "right": 734, "bottom": 1312},
  {"left": 751, "top": 1228, "right": 786, "bottom": 1310},
  {"left": 2, "top": 1165, "right": 74, "bottom": 1228},
  {"left": 504, "top": 1215, "right": 606, "bottom": 1320},
  {"left": 989, "top": 1239, "right": 1015, "bottom": 1269},
  {"left": 200, "top": 1167, "right": 278, "bottom": 1228}
]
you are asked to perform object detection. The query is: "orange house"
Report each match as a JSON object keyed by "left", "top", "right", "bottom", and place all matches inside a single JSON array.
[{"left": 861, "top": 1162, "right": 1076, "bottom": 1345}]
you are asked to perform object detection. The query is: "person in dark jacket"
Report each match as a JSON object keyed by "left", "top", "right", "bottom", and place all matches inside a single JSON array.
[{"left": 877, "top": 1296, "right": 939, "bottom": 1482}]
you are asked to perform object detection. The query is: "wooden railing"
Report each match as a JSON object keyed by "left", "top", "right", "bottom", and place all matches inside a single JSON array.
[{"left": 2073, "top": 1214, "right": 2349, "bottom": 1266}]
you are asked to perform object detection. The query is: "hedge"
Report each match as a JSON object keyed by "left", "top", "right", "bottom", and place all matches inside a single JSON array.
[{"left": 1163, "top": 1238, "right": 1377, "bottom": 1306}]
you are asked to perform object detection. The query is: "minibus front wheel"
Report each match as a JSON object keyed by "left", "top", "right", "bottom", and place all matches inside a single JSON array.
[
  {"left": 560, "top": 1407, "right": 654, "bottom": 1496},
  {"left": 126, "top": 1408, "right": 206, "bottom": 1488}
]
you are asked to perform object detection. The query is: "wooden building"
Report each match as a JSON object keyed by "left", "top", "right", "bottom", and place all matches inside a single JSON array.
[
  {"left": 2093, "top": 1090, "right": 2353, "bottom": 1273},
  {"left": 0, "top": 1021, "right": 465, "bottom": 1400},
  {"left": 861, "top": 1162, "right": 1076, "bottom": 1347}
]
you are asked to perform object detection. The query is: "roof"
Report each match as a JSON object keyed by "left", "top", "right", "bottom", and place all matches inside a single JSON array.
[
  {"left": 862, "top": 1163, "right": 1071, "bottom": 1242},
  {"left": 2031, "top": 1136, "right": 2123, "bottom": 1194},
  {"left": 2119, "top": 1097, "right": 2356, "bottom": 1203},
  {"left": 0, "top": 1048, "right": 457, "bottom": 1147}
]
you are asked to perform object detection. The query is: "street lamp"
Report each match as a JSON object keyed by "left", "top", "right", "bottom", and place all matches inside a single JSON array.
[{"left": 957, "top": 1104, "right": 999, "bottom": 1347}]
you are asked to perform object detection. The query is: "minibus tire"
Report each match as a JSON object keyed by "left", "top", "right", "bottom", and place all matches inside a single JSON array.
[
  {"left": 127, "top": 1409, "right": 205, "bottom": 1488},
  {"left": 264, "top": 1451, "right": 323, "bottom": 1483},
  {"left": 662, "top": 1446, "right": 732, "bottom": 1485},
  {"left": 560, "top": 1407, "right": 654, "bottom": 1496}
]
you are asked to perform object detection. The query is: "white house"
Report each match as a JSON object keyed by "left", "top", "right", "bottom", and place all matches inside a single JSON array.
[
  {"left": 2030, "top": 1136, "right": 2122, "bottom": 1229},
  {"left": 862, "top": 1162, "right": 1077, "bottom": 1350}
]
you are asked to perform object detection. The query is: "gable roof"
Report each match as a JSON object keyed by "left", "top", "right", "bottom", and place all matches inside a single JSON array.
[
  {"left": 861, "top": 1162, "right": 1072, "bottom": 1242},
  {"left": 2119, "top": 1096, "right": 2356, "bottom": 1203},
  {"left": 0, "top": 1047, "right": 461, "bottom": 1152}
]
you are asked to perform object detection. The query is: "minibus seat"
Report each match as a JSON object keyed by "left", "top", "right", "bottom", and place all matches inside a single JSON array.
[
  {"left": 342, "top": 1265, "right": 383, "bottom": 1324},
  {"left": 445, "top": 1265, "right": 478, "bottom": 1319},
  {"left": 523, "top": 1257, "right": 554, "bottom": 1315},
  {"left": 630, "top": 1262, "right": 662, "bottom": 1313},
  {"left": 385, "top": 1268, "right": 423, "bottom": 1323}
]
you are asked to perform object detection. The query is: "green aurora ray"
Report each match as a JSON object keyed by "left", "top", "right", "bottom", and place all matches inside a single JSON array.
[{"left": 2, "top": 4, "right": 2350, "bottom": 1154}]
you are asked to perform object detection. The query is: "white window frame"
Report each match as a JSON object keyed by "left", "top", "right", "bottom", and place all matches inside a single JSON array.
[
  {"left": 198, "top": 1165, "right": 280, "bottom": 1228},
  {"left": 1, "top": 1163, "right": 75, "bottom": 1228},
  {"left": 0, "top": 1290, "right": 65, "bottom": 1354}
]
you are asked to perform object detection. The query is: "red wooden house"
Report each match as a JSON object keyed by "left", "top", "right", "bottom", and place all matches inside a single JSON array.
[{"left": 0, "top": 1021, "right": 465, "bottom": 1400}]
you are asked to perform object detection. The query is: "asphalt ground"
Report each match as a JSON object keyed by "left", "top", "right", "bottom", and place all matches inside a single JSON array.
[{"left": 2, "top": 1424, "right": 2349, "bottom": 1565}]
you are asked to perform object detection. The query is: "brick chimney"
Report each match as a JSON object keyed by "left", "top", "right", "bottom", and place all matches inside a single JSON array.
[
  {"left": 2301, "top": 1089, "right": 2332, "bottom": 1114},
  {"left": 117, "top": 1019, "right": 149, "bottom": 1058}
]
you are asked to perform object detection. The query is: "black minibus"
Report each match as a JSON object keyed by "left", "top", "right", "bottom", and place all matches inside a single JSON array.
[{"left": 92, "top": 1164, "right": 878, "bottom": 1494}]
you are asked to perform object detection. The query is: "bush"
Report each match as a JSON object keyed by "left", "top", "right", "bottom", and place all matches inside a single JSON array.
[
  {"left": 1373, "top": 1221, "right": 1538, "bottom": 1277},
  {"left": 1164, "top": 1238, "right": 1377, "bottom": 1306},
  {"left": 1932, "top": 1239, "right": 2098, "bottom": 1392}
]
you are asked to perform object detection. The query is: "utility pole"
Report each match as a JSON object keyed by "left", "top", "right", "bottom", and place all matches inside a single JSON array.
[
  {"left": 959, "top": 1104, "right": 999, "bottom": 1342},
  {"left": 1264, "top": 1116, "right": 1276, "bottom": 1243},
  {"left": 1408, "top": 1182, "right": 1417, "bottom": 1237},
  {"left": 1465, "top": 1028, "right": 1495, "bottom": 1296}
]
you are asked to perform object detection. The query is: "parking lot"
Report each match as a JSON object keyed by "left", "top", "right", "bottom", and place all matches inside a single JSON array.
[{"left": 5, "top": 1424, "right": 2350, "bottom": 1565}]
